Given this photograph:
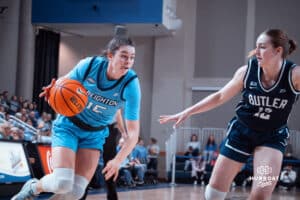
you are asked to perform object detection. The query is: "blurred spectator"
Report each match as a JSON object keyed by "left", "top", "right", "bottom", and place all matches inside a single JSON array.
[
  {"left": 28, "top": 102, "right": 40, "bottom": 119},
  {"left": 0, "top": 122, "right": 12, "bottom": 139},
  {"left": 184, "top": 146, "right": 196, "bottom": 171},
  {"left": 204, "top": 135, "right": 217, "bottom": 162},
  {"left": 191, "top": 153, "right": 206, "bottom": 185},
  {"left": 117, "top": 138, "right": 136, "bottom": 187},
  {"left": 0, "top": 105, "right": 6, "bottom": 116},
  {"left": 185, "top": 134, "right": 200, "bottom": 156},
  {"left": 279, "top": 165, "right": 297, "bottom": 190},
  {"left": 10, "top": 127, "right": 24, "bottom": 141},
  {"left": 2, "top": 91, "right": 9, "bottom": 106},
  {"left": 18, "top": 96, "right": 24, "bottom": 105},
  {"left": 131, "top": 138, "right": 147, "bottom": 185},
  {"left": 147, "top": 137, "right": 160, "bottom": 170},
  {"left": 0, "top": 94, "right": 9, "bottom": 111},
  {"left": 183, "top": 134, "right": 200, "bottom": 171},
  {"left": 8, "top": 95, "right": 20, "bottom": 115},
  {"left": 132, "top": 138, "right": 148, "bottom": 165},
  {"left": 37, "top": 112, "right": 52, "bottom": 130},
  {"left": 21, "top": 100, "right": 29, "bottom": 110},
  {"left": 28, "top": 111, "right": 38, "bottom": 128}
]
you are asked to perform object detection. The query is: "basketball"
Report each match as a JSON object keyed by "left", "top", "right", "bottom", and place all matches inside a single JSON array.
[{"left": 48, "top": 78, "right": 88, "bottom": 117}]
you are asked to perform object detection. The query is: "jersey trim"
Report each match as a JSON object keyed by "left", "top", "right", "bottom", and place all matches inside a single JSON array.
[
  {"left": 243, "top": 59, "right": 252, "bottom": 89},
  {"left": 83, "top": 56, "right": 97, "bottom": 81},
  {"left": 120, "top": 75, "right": 138, "bottom": 101},
  {"left": 258, "top": 60, "right": 286, "bottom": 93}
]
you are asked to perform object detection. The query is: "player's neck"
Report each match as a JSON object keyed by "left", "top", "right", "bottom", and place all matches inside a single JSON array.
[{"left": 261, "top": 59, "right": 283, "bottom": 81}]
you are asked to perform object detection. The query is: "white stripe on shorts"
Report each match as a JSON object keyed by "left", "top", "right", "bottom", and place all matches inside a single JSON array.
[{"left": 225, "top": 139, "right": 251, "bottom": 156}]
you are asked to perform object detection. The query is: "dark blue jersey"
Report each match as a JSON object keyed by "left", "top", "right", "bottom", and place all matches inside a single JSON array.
[{"left": 235, "top": 58, "right": 300, "bottom": 132}]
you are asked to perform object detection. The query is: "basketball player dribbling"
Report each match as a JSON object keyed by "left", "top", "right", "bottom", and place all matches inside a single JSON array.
[
  {"left": 160, "top": 29, "right": 300, "bottom": 200},
  {"left": 11, "top": 27, "right": 141, "bottom": 200}
]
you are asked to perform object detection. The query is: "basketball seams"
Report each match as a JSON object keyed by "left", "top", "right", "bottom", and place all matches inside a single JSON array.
[
  {"left": 48, "top": 79, "right": 88, "bottom": 117},
  {"left": 59, "top": 88, "right": 77, "bottom": 116},
  {"left": 57, "top": 85, "right": 87, "bottom": 106}
]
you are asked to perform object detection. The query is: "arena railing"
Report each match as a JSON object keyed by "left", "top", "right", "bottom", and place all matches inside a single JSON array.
[{"left": 8, "top": 115, "right": 37, "bottom": 135}]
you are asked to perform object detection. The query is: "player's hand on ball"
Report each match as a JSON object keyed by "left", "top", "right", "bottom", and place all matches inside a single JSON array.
[
  {"left": 102, "top": 159, "right": 121, "bottom": 181},
  {"left": 39, "top": 78, "right": 56, "bottom": 101}
]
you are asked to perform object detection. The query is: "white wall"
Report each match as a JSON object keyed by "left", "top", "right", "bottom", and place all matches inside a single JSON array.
[
  {"left": 16, "top": 0, "right": 35, "bottom": 99},
  {"left": 0, "top": 0, "right": 20, "bottom": 94}
]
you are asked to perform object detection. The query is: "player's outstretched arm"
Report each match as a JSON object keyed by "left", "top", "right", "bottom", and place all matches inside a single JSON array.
[{"left": 159, "top": 65, "right": 247, "bottom": 127}]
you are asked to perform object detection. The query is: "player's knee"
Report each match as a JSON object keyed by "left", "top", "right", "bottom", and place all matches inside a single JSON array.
[
  {"left": 67, "top": 175, "right": 89, "bottom": 199},
  {"left": 53, "top": 177, "right": 74, "bottom": 194},
  {"left": 41, "top": 168, "right": 74, "bottom": 194},
  {"left": 204, "top": 184, "right": 227, "bottom": 200}
]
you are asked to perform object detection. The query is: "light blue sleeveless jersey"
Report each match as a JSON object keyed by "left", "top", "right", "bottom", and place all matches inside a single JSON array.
[
  {"left": 55, "top": 56, "right": 140, "bottom": 125},
  {"left": 51, "top": 57, "right": 141, "bottom": 151}
]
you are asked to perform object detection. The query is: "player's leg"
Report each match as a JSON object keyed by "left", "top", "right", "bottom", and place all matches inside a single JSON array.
[
  {"left": 49, "top": 148, "right": 100, "bottom": 200},
  {"left": 48, "top": 124, "right": 105, "bottom": 200},
  {"left": 11, "top": 147, "right": 76, "bottom": 200},
  {"left": 205, "top": 118, "right": 250, "bottom": 200},
  {"left": 79, "top": 124, "right": 119, "bottom": 200},
  {"left": 248, "top": 146, "right": 283, "bottom": 200},
  {"left": 248, "top": 126, "right": 289, "bottom": 199},
  {"left": 12, "top": 121, "right": 80, "bottom": 200},
  {"left": 205, "top": 155, "right": 244, "bottom": 200}
]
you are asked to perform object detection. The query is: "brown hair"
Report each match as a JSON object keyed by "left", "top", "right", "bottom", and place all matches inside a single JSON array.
[
  {"left": 102, "top": 26, "right": 135, "bottom": 57},
  {"left": 248, "top": 29, "right": 297, "bottom": 58}
]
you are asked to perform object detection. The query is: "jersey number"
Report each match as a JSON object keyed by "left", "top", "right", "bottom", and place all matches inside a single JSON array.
[
  {"left": 254, "top": 107, "right": 272, "bottom": 120},
  {"left": 86, "top": 102, "right": 106, "bottom": 113}
]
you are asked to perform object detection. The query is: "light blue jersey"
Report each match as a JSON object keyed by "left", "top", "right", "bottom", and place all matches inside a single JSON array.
[{"left": 52, "top": 56, "right": 141, "bottom": 152}]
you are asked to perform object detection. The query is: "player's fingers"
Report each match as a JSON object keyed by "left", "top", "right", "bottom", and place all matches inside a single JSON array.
[
  {"left": 105, "top": 171, "right": 112, "bottom": 180},
  {"left": 102, "top": 165, "right": 110, "bottom": 174},
  {"left": 105, "top": 168, "right": 116, "bottom": 180},
  {"left": 50, "top": 78, "right": 56, "bottom": 87},
  {"left": 159, "top": 116, "right": 175, "bottom": 124},
  {"left": 174, "top": 119, "right": 183, "bottom": 128},
  {"left": 113, "top": 170, "right": 119, "bottom": 181},
  {"left": 39, "top": 91, "right": 46, "bottom": 98}
]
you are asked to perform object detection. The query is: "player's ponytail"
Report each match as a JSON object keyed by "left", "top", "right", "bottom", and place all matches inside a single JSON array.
[
  {"left": 288, "top": 39, "right": 297, "bottom": 55},
  {"left": 247, "top": 49, "right": 256, "bottom": 58}
]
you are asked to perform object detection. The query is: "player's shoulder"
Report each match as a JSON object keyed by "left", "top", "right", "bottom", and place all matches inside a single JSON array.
[
  {"left": 124, "top": 69, "right": 138, "bottom": 81},
  {"left": 79, "top": 56, "right": 107, "bottom": 66},
  {"left": 235, "top": 65, "right": 248, "bottom": 77}
]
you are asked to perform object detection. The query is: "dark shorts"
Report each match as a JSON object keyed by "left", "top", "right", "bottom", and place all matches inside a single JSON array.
[{"left": 220, "top": 117, "right": 289, "bottom": 163}]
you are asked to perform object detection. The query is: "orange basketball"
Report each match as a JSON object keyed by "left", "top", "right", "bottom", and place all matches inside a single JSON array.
[{"left": 48, "top": 78, "right": 88, "bottom": 117}]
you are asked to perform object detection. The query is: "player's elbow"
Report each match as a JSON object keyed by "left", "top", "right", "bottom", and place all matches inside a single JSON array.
[
  {"left": 212, "top": 92, "right": 225, "bottom": 105},
  {"left": 126, "top": 130, "right": 139, "bottom": 145}
]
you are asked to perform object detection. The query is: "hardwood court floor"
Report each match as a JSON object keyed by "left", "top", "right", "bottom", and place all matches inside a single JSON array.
[{"left": 86, "top": 184, "right": 300, "bottom": 200}]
